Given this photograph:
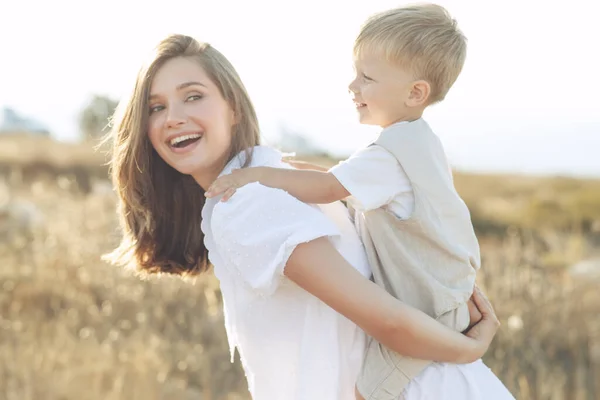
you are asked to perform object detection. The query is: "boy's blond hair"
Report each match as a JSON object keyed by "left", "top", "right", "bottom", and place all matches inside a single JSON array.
[{"left": 355, "top": 3, "right": 467, "bottom": 104}]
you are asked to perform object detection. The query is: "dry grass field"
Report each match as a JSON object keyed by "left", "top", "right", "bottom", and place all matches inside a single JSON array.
[{"left": 1, "top": 134, "right": 599, "bottom": 399}]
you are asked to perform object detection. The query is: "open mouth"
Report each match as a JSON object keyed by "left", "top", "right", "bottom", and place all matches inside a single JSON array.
[
  {"left": 169, "top": 133, "right": 203, "bottom": 149},
  {"left": 355, "top": 102, "right": 367, "bottom": 108}
]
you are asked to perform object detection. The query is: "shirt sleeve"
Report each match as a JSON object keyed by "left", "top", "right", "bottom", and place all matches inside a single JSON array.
[
  {"left": 329, "top": 145, "right": 413, "bottom": 212},
  {"left": 211, "top": 182, "right": 340, "bottom": 296}
]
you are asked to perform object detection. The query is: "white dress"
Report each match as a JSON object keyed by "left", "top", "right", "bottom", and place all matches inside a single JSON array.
[
  {"left": 202, "top": 146, "right": 515, "bottom": 400},
  {"left": 202, "top": 146, "right": 371, "bottom": 400}
]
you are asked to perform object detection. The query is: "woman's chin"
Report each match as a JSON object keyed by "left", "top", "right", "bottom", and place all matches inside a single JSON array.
[{"left": 173, "top": 164, "right": 201, "bottom": 176}]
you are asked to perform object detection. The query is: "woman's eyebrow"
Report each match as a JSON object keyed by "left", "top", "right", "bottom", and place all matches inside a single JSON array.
[{"left": 149, "top": 81, "right": 207, "bottom": 100}]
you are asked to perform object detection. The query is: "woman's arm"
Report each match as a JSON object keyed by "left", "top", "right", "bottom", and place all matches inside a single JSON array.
[
  {"left": 211, "top": 183, "right": 498, "bottom": 363},
  {"left": 285, "top": 237, "right": 499, "bottom": 363}
]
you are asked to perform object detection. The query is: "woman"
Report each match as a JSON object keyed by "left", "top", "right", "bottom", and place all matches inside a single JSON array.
[{"left": 104, "top": 34, "right": 505, "bottom": 400}]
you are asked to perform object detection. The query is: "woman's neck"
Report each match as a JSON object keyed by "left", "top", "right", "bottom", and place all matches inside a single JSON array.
[
  {"left": 193, "top": 172, "right": 217, "bottom": 191},
  {"left": 191, "top": 153, "right": 233, "bottom": 191}
]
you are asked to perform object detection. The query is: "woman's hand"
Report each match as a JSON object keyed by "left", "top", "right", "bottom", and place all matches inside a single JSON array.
[
  {"left": 286, "top": 237, "right": 499, "bottom": 364},
  {"left": 463, "top": 288, "right": 484, "bottom": 333},
  {"left": 462, "top": 286, "right": 501, "bottom": 359}
]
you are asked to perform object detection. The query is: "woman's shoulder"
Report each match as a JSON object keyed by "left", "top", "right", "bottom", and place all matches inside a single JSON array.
[
  {"left": 211, "top": 181, "right": 298, "bottom": 227},
  {"left": 210, "top": 145, "right": 337, "bottom": 237},
  {"left": 209, "top": 180, "right": 339, "bottom": 260},
  {"left": 221, "top": 145, "right": 286, "bottom": 176}
]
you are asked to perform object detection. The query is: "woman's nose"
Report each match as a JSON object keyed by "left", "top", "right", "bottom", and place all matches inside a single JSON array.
[{"left": 165, "top": 104, "right": 187, "bottom": 128}]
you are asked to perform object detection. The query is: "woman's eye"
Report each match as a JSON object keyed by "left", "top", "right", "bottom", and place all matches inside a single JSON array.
[
  {"left": 187, "top": 94, "right": 203, "bottom": 101},
  {"left": 149, "top": 105, "right": 164, "bottom": 114},
  {"left": 362, "top": 73, "right": 373, "bottom": 81}
]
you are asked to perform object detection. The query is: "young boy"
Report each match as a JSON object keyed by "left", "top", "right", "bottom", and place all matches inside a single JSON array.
[{"left": 207, "top": 4, "right": 490, "bottom": 399}]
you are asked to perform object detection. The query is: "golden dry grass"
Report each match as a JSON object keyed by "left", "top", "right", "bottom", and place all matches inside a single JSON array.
[
  {"left": 1, "top": 182, "right": 248, "bottom": 399},
  {"left": 1, "top": 137, "right": 599, "bottom": 399}
]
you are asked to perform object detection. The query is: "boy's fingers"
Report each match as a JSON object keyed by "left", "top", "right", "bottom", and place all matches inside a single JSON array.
[
  {"left": 221, "top": 188, "right": 236, "bottom": 202},
  {"left": 229, "top": 188, "right": 236, "bottom": 198},
  {"left": 206, "top": 182, "right": 226, "bottom": 197},
  {"left": 206, "top": 186, "right": 218, "bottom": 197}
]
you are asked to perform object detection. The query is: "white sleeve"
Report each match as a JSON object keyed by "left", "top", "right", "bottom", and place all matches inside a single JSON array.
[
  {"left": 329, "top": 145, "right": 413, "bottom": 212},
  {"left": 211, "top": 182, "right": 340, "bottom": 296}
]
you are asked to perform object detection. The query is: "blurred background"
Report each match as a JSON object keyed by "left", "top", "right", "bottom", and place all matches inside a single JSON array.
[{"left": 1, "top": 0, "right": 599, "bottom": 399}]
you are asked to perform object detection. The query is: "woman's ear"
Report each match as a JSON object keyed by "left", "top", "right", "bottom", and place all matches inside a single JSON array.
[{"left": 230, "top": 109, "right": 239, "bottom": 125}]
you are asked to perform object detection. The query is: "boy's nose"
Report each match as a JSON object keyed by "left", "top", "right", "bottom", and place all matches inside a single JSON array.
[{"left": 348, "top": 79, "right": 359, "bottom": 94}]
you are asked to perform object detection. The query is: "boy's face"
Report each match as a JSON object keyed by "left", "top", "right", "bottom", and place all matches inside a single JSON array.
[{"left": 349, "top": 51, "right": 422, "bottom": 128}]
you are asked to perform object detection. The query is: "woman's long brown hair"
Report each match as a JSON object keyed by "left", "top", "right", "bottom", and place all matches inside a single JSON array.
[{"left": 102, "top": 34, "right": 260, "bottom": 276}]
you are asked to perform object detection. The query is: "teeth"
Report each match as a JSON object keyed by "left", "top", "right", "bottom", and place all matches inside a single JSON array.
[{"left": 170, "top": 133, "right": 202, "bottom": 146}]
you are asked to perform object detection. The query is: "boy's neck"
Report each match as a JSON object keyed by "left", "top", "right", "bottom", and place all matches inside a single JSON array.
[{"left": 383, "top": 111, "right": 423, "bottom": 128}]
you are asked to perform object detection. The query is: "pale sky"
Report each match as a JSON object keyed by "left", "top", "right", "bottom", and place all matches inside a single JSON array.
[{"left": 1, "top": 0, "right": 599, "bottom": 176}]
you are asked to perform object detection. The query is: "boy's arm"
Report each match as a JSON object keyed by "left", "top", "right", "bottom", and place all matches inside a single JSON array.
[
  {"left": 282, "top": 157, "right": 330, "bottom": 172},
  {"left": 206, "top": 145, "right": 408, "bottom": 210},
  {"left": 206, "top": 167, "right": 349, "bottom": 204}
]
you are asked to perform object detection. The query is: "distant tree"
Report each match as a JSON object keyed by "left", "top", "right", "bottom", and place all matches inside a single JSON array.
[
  {"left": 0, "top": 107, "right": 50, "bottom": 136},
  {"left": 79, "top": 95, "right": 118, "bottom": 141}
]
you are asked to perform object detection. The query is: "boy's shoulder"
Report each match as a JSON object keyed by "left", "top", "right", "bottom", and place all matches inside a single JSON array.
[
  {"left": 374, "top": 119, "right": 453, "bottom": 185},
  {"left": 378, "top": 118, "right": 437, "bottom": 143},
  {"left": 332, "top": 142, "right": 402, "bottom": 171},
  {"left": 376, "top": 119, "right": 444, "bottom": 160}
]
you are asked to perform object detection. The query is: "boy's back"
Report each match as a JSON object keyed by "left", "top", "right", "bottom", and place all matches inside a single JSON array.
[
  {"left": 340, "top": 7, "right": 477, "bottom": 395},
  {"left": 352, "top": 118, "right": 480, "bottom": 316},
  {"left": 331, "top": 118, "right": 480, "bottom": 398}
]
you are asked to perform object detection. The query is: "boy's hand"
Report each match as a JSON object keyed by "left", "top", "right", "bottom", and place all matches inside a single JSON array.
[{"left": 205, "top": 168, "right": 262, "bottom": 201}]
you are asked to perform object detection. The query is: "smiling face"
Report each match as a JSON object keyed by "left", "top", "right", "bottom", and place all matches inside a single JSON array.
[
  {"left": 348, "top": 51, "right": 429, "bottom": 128},
  {"left": 147, "top": 56, "right": 236, "bottom": 187},
  {"left": 105, "top": 34, "right": 263, "bottom": 277}
]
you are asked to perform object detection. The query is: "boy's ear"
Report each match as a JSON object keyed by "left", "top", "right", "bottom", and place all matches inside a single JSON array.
[{"left": 407, "top": 80, "right": 431, "bottom": 107}]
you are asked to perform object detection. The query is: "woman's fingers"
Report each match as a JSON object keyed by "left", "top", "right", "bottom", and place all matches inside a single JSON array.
[
  {"left": 474, "top": 287, "right": 491, "bottom": 314},
  {"left": 472, "top": 286, "right": 500, "bottom": 328}
]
